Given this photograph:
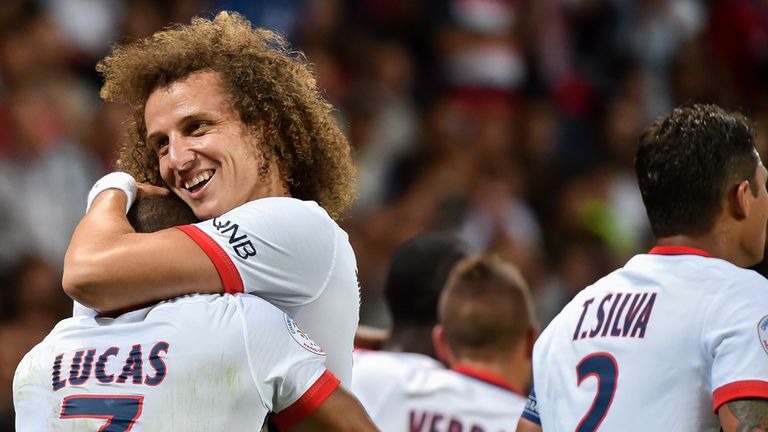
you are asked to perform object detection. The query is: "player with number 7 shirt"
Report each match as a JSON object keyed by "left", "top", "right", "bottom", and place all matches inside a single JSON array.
[{"left": 517, "top": 104, "right": 768, "bottom": 432}]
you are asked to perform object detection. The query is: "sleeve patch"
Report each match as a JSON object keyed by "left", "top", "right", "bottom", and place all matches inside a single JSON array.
[
  {"left": 285, "top": 315, "right": 325, "bottom": 356},
  {"left": 757, "top": 315, "right": 768, "bottom": 356},
  {"left": 521, "top": 387, "right": 541, "bottom": 425}
]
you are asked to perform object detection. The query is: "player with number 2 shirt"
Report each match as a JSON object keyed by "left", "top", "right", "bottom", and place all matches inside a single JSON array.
[{"left": 518, "top": 104, "right": 768, "bottom": 432}]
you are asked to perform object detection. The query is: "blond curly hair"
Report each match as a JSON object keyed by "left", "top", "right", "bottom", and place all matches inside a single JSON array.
[{"left": 98, "top": 11, "right": 356, "bottom": 220}]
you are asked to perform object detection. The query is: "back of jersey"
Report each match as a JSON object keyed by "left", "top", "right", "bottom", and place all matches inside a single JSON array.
[
  {"left": 13, "top": 294, "right": 329, "bottom": 431},
  {"left": 353, "top": 351, "right": 526, "bottom": 432},
  {"left": 532, "top": 252, "right": 768, "bottom": 431}
]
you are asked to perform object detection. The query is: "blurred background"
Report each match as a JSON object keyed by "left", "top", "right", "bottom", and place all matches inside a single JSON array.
[{"left": 0, "top": 0, "right": 767, "bottom": 428}]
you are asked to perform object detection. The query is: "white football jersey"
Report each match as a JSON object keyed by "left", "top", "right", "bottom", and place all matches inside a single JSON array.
[
  {"left": 530, "top": 246, "right": 768, "bottom": 431},
  {"left": 15, "top": 294, "right": 339, "bottom": 431},
  {"left": 352, "top": 350, "right": 526, "bottom": 432},
  {"left": 176, "top": 197, "right": 360, "bottom": 386}
]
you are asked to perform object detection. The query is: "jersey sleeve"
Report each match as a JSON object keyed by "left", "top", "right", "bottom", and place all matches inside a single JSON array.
[
  {"left": 704, "top": 273, "right": 768, "bottom": 412},
  {"left": 520, "top": 386, "right": 541, "bottom": 425},
  {"left": 176, "top": 198, "right": 337, "bottom": 307},
  {"left": 236, "top": 295, "right": 339, "bottom": 428}
]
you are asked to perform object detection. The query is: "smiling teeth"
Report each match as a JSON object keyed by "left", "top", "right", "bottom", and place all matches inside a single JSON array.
[{"left": 184, "top": 170, "right": 213, "bottom": 189}]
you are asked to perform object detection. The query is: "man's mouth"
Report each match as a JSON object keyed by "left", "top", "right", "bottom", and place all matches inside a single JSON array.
[{"left": 183, "top": 169, "right": 214, "bottom": 193}]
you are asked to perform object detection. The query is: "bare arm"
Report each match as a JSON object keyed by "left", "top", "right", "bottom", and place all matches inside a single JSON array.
[
  {"left": 63, "top": 190, "right": 222, "bottom": 312},
  {"left": 288, "top": 387, "right": 379, "bottom": 432},
  {"left": 515, "top": 417, "right": 542, "bottom": 432},
  {"left": 720, "top": 399, "right": 768, "bottom": 432}
]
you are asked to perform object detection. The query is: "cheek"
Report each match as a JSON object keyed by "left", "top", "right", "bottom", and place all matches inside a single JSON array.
[{"left": 158, "top": 158, "right": 172, "bottom": 182}]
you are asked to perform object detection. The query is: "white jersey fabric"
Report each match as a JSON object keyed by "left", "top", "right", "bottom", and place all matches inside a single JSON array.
[
  {"left": 530, "top": 246, "right": 768, "bottom": 431},
  {"left": 352, "top": 350, "right": 526, "bottom": 432},
  {"left": 175, "top": 197, "right": 360, "bottom": 387},
  {"left": 15, "top": 294, "right": 339, "bottom": 431}
]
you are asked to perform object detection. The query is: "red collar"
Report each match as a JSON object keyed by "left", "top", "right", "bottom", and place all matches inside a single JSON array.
[
  {"left": 648, "top": 245, "right": 712, "bottom": 257},
  {"left": 451, "top": 364, "right": 524, "bottom": 396}
]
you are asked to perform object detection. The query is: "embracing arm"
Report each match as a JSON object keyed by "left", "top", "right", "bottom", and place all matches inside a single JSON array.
[
  {"left": 720, "top": 399, "right": 768, "bottom": 432},
  {"left": 515, "top": 417, "right": 542, "bottom": 432},
  {"left": 288, "top": 388, "right": 378, "bottom": 432},
  {"left": 63, "top": 190, "right": 222, "bottom": 312}
]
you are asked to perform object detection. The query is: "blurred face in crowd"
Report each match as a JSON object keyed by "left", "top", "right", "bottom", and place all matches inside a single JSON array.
[{"left": 145, "top": 71, "right": 284, "bottom": 220}]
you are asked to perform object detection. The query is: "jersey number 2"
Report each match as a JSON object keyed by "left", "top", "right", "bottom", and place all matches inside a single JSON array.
[
  {"left": 576, "top": 352, "right": 618, "bottom": 432},
  {"left": 60, "top": 395, "right": 144, "bottom": 432}
]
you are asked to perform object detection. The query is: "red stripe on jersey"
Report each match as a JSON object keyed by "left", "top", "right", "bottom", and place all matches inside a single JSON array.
[
  {"left": 452, "top": 364, "right": 525, "bottom": 396},
  {"left": 713, "top": 380, "right": 768, "bottom": 412},
  {"left": 176, "top": 225, "right": 244, "bottom": 294},
  {"left": 272, "top": 370, "right": 340, "bottom": 430},
  {"left": 648, "top": 245, "right": 712, "bottom": 257}
]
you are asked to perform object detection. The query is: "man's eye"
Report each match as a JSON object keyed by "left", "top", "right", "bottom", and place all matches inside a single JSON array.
[
  {"left": 188, "top": 122, "right": 209, "bottom": 134},
  {"left": 152, "top": 137, "right": 168, "bottom": 155}
]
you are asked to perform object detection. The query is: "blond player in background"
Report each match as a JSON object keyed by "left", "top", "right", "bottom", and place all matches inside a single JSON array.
[{"left": 355, "top": 254, "right": 536, "bottom": 431}]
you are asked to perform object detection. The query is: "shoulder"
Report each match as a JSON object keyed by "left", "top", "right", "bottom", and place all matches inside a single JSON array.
[{"left": 228, "top": 197, "right": 334, "bottom": 226}]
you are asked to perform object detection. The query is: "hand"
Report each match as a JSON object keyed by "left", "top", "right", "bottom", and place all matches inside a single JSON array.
[{"left": 136, "top": 182, "right": 172, "bottom": 201}]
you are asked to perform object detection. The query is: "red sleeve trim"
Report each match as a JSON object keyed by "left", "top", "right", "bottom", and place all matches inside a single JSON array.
[
  {"left": 272, "top": 370, "right": 340, "bottom": 431},
  {"left": 713, "top": 380, "right": 768, "bottom": 412},
  {"left": 175, "top": 225, "right": 244, "bottom": 294}
]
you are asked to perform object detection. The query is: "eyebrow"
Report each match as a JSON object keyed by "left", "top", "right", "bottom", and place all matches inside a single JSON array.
[{"left": 146, "top": 112, "right": 216, "bottom": 143}]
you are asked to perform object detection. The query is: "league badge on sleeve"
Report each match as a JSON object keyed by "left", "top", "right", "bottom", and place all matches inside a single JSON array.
[
  {"left": 285, "top": 314, "right": 326, "bottom": 356},
  {"left": 758, "top": 315, "right": 768, "bottom": 356}
]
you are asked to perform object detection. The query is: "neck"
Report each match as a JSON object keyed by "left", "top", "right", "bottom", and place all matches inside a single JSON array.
[
  {"left": 452, "top": 357, "right": 528, "bottom": 395},
  {"left": 655, "top": 224, "right": 752, "bottom": 267}
]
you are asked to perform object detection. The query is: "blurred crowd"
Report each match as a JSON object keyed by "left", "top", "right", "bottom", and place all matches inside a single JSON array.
[{"left": 0, "top": 0, "right": 766, "bottom": 428}]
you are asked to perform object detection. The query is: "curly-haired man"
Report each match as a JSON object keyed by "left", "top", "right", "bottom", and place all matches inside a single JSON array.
[{"left": 63, "top": 11, "right": 360, "bottom": 400}]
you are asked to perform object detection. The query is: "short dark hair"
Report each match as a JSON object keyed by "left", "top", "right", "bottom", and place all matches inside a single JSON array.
[
  {"left": 439, "top": 254, "right": 533, "bottom": 358},
  {"left": 127, "top": 195, "right": 199, "bottom": 233},
  {"left": 384, "top": 233, "right": 469, "bottom": 326},
  {"left": 635, "top": 103, "right": 758, "bottom": 238}
]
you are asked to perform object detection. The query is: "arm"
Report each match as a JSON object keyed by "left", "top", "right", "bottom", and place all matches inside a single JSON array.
[
  {"left": 288, "top": 388, "right": 378, "bottom": 432},
  {"left": 515, "top": 417, "right": 542, "bottom": 432},
  {"left": 719, "top": 399, "right": 768, "bottom": 432},
  {"left": 63, "top": 190, "right": 222, "bottom": 312}
]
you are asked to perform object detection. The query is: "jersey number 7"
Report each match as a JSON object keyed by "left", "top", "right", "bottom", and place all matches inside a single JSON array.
[
  {"left": 60, "top": 395, "right": 144, "bottom": 432},
  {"left": 576, "top": 353, "right": 618, "bottom": 432}
]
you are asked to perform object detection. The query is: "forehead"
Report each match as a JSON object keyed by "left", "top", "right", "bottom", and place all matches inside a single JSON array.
[{"left": 144, "top": 71, "right": 231, "bottom": 122}]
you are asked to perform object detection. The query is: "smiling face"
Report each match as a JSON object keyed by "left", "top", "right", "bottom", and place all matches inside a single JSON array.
[{"left": 145, "top": 71, "right": 288, "bottom": 220}]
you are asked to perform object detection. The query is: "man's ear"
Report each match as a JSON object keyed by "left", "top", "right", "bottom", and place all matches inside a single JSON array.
[
  {"left": 432, "top": 325, "right": 455, "bottom": 366},
  {"left": 730, "top": 180, "right": 751, "bottom": 220}
]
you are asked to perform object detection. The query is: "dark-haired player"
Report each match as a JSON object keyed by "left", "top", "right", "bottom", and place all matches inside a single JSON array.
[
  {"left": 518, "top": 104, "right": 768, "bottom": 431},
  {"left": 15, "top": 196, "right": 377, "bottom": 431}
]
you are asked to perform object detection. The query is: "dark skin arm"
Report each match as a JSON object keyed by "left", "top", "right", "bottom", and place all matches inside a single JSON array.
[
  {"left": 287, "top": 387, "right": 379, "bottom": 431},
  {"left": 720, "top": 399, "right": 768, "bottom": 432},
  {"left": 515, "top": 417, "right": 542, "bottom": 432}
]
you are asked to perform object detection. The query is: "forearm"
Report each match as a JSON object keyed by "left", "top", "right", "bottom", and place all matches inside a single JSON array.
[
  {"left": 64, "top": 190, "right": 134, "bottom": 309},
  {"left": 720, "top": 399, "right": 768, "bottom": 432},
  {"left": 63, "top": 190, "right": 221, "bottom": 312},
  {"left": 288, "top": 389, "right": 378, "bottom": 432}
]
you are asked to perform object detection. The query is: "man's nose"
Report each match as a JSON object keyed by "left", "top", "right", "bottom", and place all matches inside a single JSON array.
[{"left": 167, "top": 137, "right": 196, "bottom": 171}]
